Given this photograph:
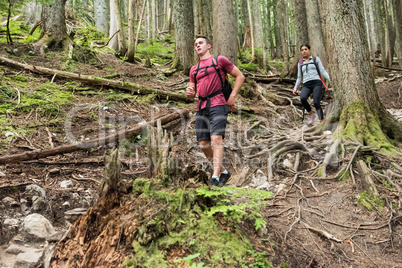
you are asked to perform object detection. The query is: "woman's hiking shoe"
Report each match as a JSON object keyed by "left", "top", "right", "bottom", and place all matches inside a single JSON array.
[
  {"left": 308, "top": 113, "right": 314, "bottom": 124},
  {"left": 218, "top": 172, "right": 232, "bottom": 187},
  {"left": 209, "top": 177, "right": 220, "bottom": 186}
]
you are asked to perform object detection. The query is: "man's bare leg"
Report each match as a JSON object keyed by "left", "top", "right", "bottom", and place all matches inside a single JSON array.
[{"left": 199, "top": 138, "right": 225, "bottom": 177}]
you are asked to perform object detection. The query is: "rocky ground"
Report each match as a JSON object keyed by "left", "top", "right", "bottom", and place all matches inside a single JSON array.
[{"left": 0, "top": 43, "right": 401, "bottom": 267}]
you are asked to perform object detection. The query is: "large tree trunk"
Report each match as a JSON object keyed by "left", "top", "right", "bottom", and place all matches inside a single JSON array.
[
  {"left": 305, "top": 0, "right": 327, "bottom": 66},
  {"left": 34, "top": 0, "right": 72, "bottom": 54},
  {"left": 392, "top": 0, "right": 402, "bottom": 67},
  {"left": 212, "top": 0, "right": 238, "bottom": 64},
  {"left": 292, "top": 0, "right": 309, "bottom": 48},
  {"left": 173, "top": 0, "right": 194, "bottom": 75},
  {"left": 23, "top": 0, "right": 42, "bottom": 26},
  {"left": 317, "top": 0, "right": 401, "bottom": 143},
  {"left": 94, "top": 0, "right": 109, "bottom": 35},
  {"left": 252, "top": 0, "right": 264, "bottom": 66}
]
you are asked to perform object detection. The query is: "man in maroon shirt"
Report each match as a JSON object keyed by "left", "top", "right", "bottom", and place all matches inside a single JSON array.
[{"left": 186, "top": 35, "right": 245, "bottom": 186}]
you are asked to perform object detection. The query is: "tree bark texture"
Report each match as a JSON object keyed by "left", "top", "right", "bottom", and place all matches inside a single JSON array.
[
  {"left": 36, "top": 0, "right": 72, "bottom": 52},
  {"left": 266, "top": 1, "right": 275, "bottom": 59},
  {"left": 94, "top": 0, "right": 109, "bottom": 35},
  {"left": 278, "top": 0, "right": 290, "bottom": 73},
  {"left": 392, "top": 0, "right": 402, "bottom": 67},
  {"left": 317, "top": 0, "right": 401, "bottom": 142},
  {"left": 113, "top": 0, "right": 127, "bottom": 54},
  {"left": 109, "top": 0, "right": 119, "bottom": 50},
  {"left": 127, "top": 0, "right": 136, "bottom": 62},
  {"left": 211, "top": 0, "right": 238, "bottom": 65},
  {"left": 273, "top": 3, "right": 282, "bottom": 58},
  {"left": 292, "top": 0, "right": 309, "bottom": 48},
  {"left": 252, "top": 0, "right": 264, "bottom": 65},
  {"left": 23, "top": 1, "right": 42, "bottom": 26},
  {"left": 305, "top": 0, "right": 327, "bottom": 66},
  {"left": 173, "top": 0, "right": 194, "bottom": 75}
]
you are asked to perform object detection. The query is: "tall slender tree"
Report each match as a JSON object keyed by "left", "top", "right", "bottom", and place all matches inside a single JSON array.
[
  {"left": 317, "top": 0, "right": 401, "bottom": 143},
  {"left": 392, "top": 0, "right": 402, "bottom": 67},
  {"left": 252, "top": 0, "right": 264, "bottom": 66},
  {"left": 94, "top": 0, "right": 109, "bottom": 35}
]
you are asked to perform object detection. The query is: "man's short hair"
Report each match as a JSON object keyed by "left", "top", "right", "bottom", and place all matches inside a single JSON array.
[{"left": 195, "top": 35, "right": 212, "bottom": 45}]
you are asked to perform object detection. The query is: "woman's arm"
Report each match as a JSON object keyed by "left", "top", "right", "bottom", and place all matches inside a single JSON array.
[
  {"left": 294, "top": 63, "right": 302, "bottom": 92},
  {"left": 316, "top": 57, "right": 330, "bottom": 81}
]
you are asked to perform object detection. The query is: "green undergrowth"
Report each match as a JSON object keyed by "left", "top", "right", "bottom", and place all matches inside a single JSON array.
[
  {"left": 136, "top": 38, "right": 174, "bottom": 65},
  {"left": 357, "top": 191, "right": 385, "bottom": 211},
  {"left": 124, "top": 177, "right": 273, "bottom": 268}
]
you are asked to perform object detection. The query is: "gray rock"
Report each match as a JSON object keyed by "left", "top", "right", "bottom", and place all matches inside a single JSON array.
[
  {"left": 2, "top": 196, "right": 19, "bottom": 208},
  {"left": 22, "top": 214, "right": 55, "bottom": 242},
  {"left": 49, "top": 168, "right": 60, "bottom": 174},
  {"left": 65, "top": 208, "right": 87, "bottom": 223},
  {"left": 15, "top": 249, "right": 44, "bottom": 268},
  {"left": 12, "top": 234, "right": 25, "bottom": 245},
  {"left": 62, "top": 201, "right": 70, "bottom": 209},
  {"left": 60, "top": 180, "right": 73, "bottom": 188},
  {"left": 26, "top": 184, "right": 46, "bottom": 197},
  {"left": 3, "top": 218, "right": 19, "bottom": 226},
  {"left": 5, "top": 244, "right": 28, "bottom": 254},
  {"left": 32, "top": 196, "right": 45, "bottom": 211}
]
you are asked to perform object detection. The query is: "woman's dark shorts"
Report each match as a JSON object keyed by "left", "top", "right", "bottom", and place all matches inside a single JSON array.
[{"left": 195, "top": 105, "right": 228, "bottom": 141}]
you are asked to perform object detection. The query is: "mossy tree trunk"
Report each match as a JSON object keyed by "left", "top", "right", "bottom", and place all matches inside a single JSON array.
[
  {"left": 34, "top": 0, "right": 73, "bottom": 55},
  {"left": 317, "top": 0, "right": 402, "bottom": 144}
]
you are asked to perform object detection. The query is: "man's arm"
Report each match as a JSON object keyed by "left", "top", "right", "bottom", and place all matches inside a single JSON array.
[
  {"left": 186, "top": 82, "right": 196, "bottom": 100},
  {"left": 227, "top": 66, "right": 245, "bottom": 111}
]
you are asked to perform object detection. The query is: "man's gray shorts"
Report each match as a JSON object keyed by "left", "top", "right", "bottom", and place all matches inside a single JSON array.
[{"left": 195, "top": 105, "right": 228, "bottom": 141}]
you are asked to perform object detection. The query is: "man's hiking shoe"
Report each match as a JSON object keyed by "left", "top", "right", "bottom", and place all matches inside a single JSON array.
[
  {"left": 218, "top": 172, "right": 232, "bottom": 187},
  {"left": 209, "top": 177, "right": 220, "bottom": 186},
  {"left": 308, "top": 113, "right": 314, "bottom": 124}
]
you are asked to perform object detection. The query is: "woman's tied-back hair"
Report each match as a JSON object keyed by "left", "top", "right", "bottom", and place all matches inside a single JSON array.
[
  {"left": 195, "top": 35, "right": 212, "bottom": 46},
  {"left": 300, "top": 43, "right": 311, "bottom": 50}
]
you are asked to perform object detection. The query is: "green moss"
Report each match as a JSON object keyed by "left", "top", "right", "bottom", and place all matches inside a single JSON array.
[
  {"left": 339, "top": 102, "right": 393, "bottom": 151},
  {"left": 357, "top": 191, "right": 385, "bottom": 211},
  {"left": 317, "top": 166, "right": 323, "bottom": 177},
  {"left": 337, "top": 170, "right": 349, "bottom": 181},
  {"left": 238, "top": 61, "right": 259, "bottom": 73},
  {"left": 126, "top": 178, "right": 271, "bottom": 267}
]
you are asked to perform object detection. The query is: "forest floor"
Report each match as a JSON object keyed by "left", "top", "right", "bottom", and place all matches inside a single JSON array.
[{"left": 0, "top": 42, "right": 401, "bottom": 268}]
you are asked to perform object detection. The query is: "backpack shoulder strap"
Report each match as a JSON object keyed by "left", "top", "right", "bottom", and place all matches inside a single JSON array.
[
  {"left": 194, "top": 61, "right": 201, "bottom": 89},
  {"left": 313, "top": 56, "right": 321, "bottom": 77},
  {"left": 212, "top": 55, "right": 224, "bottom": 87}
]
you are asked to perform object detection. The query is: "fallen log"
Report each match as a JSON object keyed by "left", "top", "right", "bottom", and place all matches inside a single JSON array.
[
  {"left": 0, "top": 56, "right": 191, "bottom": 103},
  {"left": 0, "top": 109, "right": 189, "bottom": 165}
]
